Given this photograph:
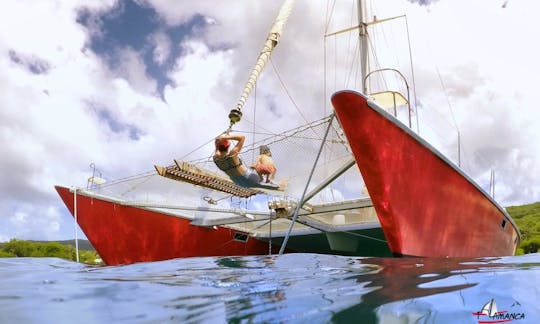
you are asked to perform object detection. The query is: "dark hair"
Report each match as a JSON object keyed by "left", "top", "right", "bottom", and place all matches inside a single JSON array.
[{"left": 259, "top": 145, "right": 271, "bottom": 156}]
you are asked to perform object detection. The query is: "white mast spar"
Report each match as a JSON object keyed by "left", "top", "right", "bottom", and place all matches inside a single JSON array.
[
  {"left": 326, "top": 0, "right": 412, "bottom": 125},
  {"left": 227, "top": 0, "right": 296, "bottom": 129},
  {"left": 325, "top": 0, "right": 371, "bottom": 93},
  {"left": 358, "top": 0, "right": 369, "bottom": 94}
]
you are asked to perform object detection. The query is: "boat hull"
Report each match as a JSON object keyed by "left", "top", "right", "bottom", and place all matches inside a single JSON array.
[
  {"left": 55, "top": 186, "right": 278, "bottom": 265},
  {"left": 332, "top": 90, "right": 520, "bottom": 257},
  {"left": 263, "top": 227, "right": 391, "bottom": 257},
  {"left": 56, "top": 185, "right": 391, "bottom": 265}
]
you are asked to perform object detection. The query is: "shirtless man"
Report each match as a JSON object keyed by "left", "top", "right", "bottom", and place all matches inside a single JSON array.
[
  {"left": 213, "top": 134, "right": 265, "bottom": 187},
  {"left": 213, "top": 134, "right": 283, "bottom": 190}
]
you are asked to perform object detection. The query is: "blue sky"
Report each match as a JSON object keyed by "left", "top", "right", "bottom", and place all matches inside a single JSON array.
[
  {"left": 78, "top": 1, "right": 208, "bottom": 98},
  {"left": 1, "top": 0, "right": 539, "bottom": 242}
]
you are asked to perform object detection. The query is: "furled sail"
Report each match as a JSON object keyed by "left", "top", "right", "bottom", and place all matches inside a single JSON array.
[{"left": 228, "top": 0, "right": 295, "bottom": 128}]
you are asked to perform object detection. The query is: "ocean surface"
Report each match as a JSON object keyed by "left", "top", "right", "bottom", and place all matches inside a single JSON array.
[{"left": 1, "top": 253, "right": 539, "bottom": 324}]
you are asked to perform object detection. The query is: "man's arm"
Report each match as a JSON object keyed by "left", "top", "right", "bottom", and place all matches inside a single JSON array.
[
  {"left": 216, "top": 134, "right": 245, "bottom": 155},
  {"left": 228, "top": 134, "right": 245, "bottom": 155}
]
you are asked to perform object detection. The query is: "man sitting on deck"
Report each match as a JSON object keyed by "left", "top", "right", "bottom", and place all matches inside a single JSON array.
[{"left": 213, "top": 134, "right": 283, "bottom": 190}]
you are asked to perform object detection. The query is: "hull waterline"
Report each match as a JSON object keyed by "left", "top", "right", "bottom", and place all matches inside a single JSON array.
[
  {"left": 55, "top": 186, "right": 277, "bottom": 265},
  {"left": 332, "top": 90, "right": 520, "bottom": 257},
  {"left": 56, "top": 185, "right": 391, "bottom": 265}
]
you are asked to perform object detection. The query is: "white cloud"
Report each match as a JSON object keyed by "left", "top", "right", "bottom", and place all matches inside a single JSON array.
[
  {"left": 150, "top": 31, "right": 172, "bottom": 66},
  {"left": 110, "top": 48, "right": 158, "bottom": 95},
  {"left": 2, "top": 205, "right": 62, "bottom": 241},
  {"left": 401, "top": 0, "right": 540, "bottom": 204}
]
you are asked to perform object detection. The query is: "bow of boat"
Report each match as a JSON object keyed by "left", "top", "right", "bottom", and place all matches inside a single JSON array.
[{"left": 331, "top": 90, "right": 520, "bottom": 257}]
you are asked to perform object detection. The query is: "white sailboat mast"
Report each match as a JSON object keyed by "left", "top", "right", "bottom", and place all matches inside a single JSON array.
[
  {"left": 228, "top": 0, "right": 296, "bottom": 128},
  {"left": 358, "top": 0, "right": 369, "bottom": 94}
]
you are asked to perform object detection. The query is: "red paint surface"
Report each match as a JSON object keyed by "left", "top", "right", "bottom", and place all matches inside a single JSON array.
[
  {"left": 55, "top": 186, "right": 276, "bottom": 265},
  {"left": 332, "top": 91, "right": 520, "bottom": 257}
]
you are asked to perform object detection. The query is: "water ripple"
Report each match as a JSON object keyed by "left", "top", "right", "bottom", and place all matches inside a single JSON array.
[{"left": 0, "top": 254, "right": 539, "bottom": 323}]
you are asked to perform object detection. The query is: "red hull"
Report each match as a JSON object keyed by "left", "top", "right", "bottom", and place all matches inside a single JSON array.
[
  {"left": 332, "top": 90, "right": 520, "bottom": 257},
  {"left": 55, "top": 186, "right": 277, "bottom": 265}
]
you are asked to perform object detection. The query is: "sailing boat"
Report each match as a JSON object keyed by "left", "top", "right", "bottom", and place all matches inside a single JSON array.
[
  {"left": 55, "top": 0, "right": 390, "bottom": 266},
  {"left": 55, "top": 119, "right": 390, "bottom": 265},
  {"left": 55, "top": 0, "right": 520, "bottom": 265},
  {"left": 331, "top": 1, "right": 521, "bottom": 257}
]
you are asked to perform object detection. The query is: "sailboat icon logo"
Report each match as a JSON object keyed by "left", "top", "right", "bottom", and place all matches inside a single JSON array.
[
  {"left": 479, "top": 299, "right": 499, "bottom": 317},
  {"left": 472, "top": 299, "right": 525, "bottom": 323}
]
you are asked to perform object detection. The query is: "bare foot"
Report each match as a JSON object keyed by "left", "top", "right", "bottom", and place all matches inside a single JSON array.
[{"left": 277, "top": 177, "right": 290, "bottom": 191}]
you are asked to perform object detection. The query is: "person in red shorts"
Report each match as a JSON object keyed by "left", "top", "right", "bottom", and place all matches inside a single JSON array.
[
  {"left": 214, "top": 134, "right": 284, "bottom": 190},
  {"left": 252, "top": 145, "right": 277, "bottom": 184}
]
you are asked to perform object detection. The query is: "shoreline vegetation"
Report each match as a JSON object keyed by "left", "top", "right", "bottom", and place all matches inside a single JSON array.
[
  {"left": 0, "top": 202, "right": 538, "bottom": 264},
  {"left": 506, "top": 202, "right": 540, "bottom": 255},
  {"left": 0, "top": 239, "right": 102, "bottom": 265}
]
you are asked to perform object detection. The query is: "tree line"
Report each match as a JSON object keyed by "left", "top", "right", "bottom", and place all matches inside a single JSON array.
[
  {"left": 0, "top": 239, "right": 102, "bottom": 265},
  {"left": 507, "top": 202, "right": 540, "bottom": 255}
]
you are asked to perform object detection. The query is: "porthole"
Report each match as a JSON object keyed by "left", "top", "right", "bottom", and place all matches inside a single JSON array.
[{"left": 233, "top": 232, "right": 248, "bottom": 243}]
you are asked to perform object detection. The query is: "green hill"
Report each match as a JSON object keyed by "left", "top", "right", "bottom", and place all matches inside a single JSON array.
[
  {"left": 0, "top": 239, "right": 101, "bottom": 265},
  {"left": 0, "top": 239, "right": 95, "bottom": 251},
  {"left": 32, "top": 239, "right": 95, "bottom": 251},
  {"left": 506, "top": 202, "right": 540, "bottom": 254}
]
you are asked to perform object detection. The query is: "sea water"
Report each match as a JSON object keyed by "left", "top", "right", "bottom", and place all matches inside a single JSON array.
[{"left": 0, "top": 253, "right": 539, "bottom": 324}]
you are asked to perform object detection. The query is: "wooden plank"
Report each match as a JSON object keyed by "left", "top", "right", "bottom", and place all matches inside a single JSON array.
[{"left": 154, "top": 162, "right": 261, "bottom": 198}]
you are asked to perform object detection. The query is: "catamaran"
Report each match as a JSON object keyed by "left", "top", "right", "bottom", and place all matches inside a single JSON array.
[
  {"left": 56, "top": 0, "right": 520, "bottom": 265},
  {"left": 55, "top": 116, "right": 389, "bottom": 265},
  {"left": 56, "top": 0, "right": 389, "bottom": 266}
]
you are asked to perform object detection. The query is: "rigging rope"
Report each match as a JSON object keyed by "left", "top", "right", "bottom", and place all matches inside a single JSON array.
[
  {"left": 251, "top": 85, "right": 257, "bottom": 162},
  {"left": 404, "top": 15, "right": 420, "bottom": 134},
  {"left": 269, "top": 59, "right": 309, "bottom": 124},
  {"left": 89, "top": 114, "right": 350, "bottom": 206},
  {"left": 279, "top": 114, "right": 336, "bottom": 255}
]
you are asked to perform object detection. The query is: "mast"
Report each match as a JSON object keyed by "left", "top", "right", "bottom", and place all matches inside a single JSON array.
[
  {"left": 357, "top": 0, "right": 413, "bottom": 127},
  {"left": 358, "top": 0, "right": 369, "bottom": 94},
  {"left": 228, "top": 0, "right": 296, "bottom": 129}
]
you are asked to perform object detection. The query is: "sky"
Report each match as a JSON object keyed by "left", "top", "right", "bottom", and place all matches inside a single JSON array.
[{"left": 1, "top": 0, "right": 540, "bottom": 242}]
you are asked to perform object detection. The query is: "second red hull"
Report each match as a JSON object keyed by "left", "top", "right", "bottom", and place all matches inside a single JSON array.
[
  {"left": 55, "top": 186, "right": 277, "bottom": 265},
  {"left": 332, "top": 90, "right": 520, "bottom": 257}
]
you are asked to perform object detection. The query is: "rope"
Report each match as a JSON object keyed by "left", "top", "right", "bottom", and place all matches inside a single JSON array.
[
  {"left": 404, "top": 15, "right": 419, "bottom": 134},
  {"left": 187, "top": 116, "right": 335, "bottom": 166},
  {"left": 337, "top": 230, "right": 387, "bottom": 243},
  {"left": 85, "top": 114, "right": 347, "bottom": 204},
  {"left": 324, "top": 0, "right": 337, "bottom": 34},
  {"left": 268, "top": 213, "right": 273, "bottom": 256},
  {"left": 179, "top": 137, "right": 216, "bottom": 161},
  {"left": 73, "top": 188, "right": 79, "bottom": 263},
  {"left": 279, "top": 114, "right": 335, "bottom": 255},
  {"left": 270, "top": 59, "right": 309, "bottom": 124},
  {"left": 251, "top": 85, "right": 257, "bottom": 162}
]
